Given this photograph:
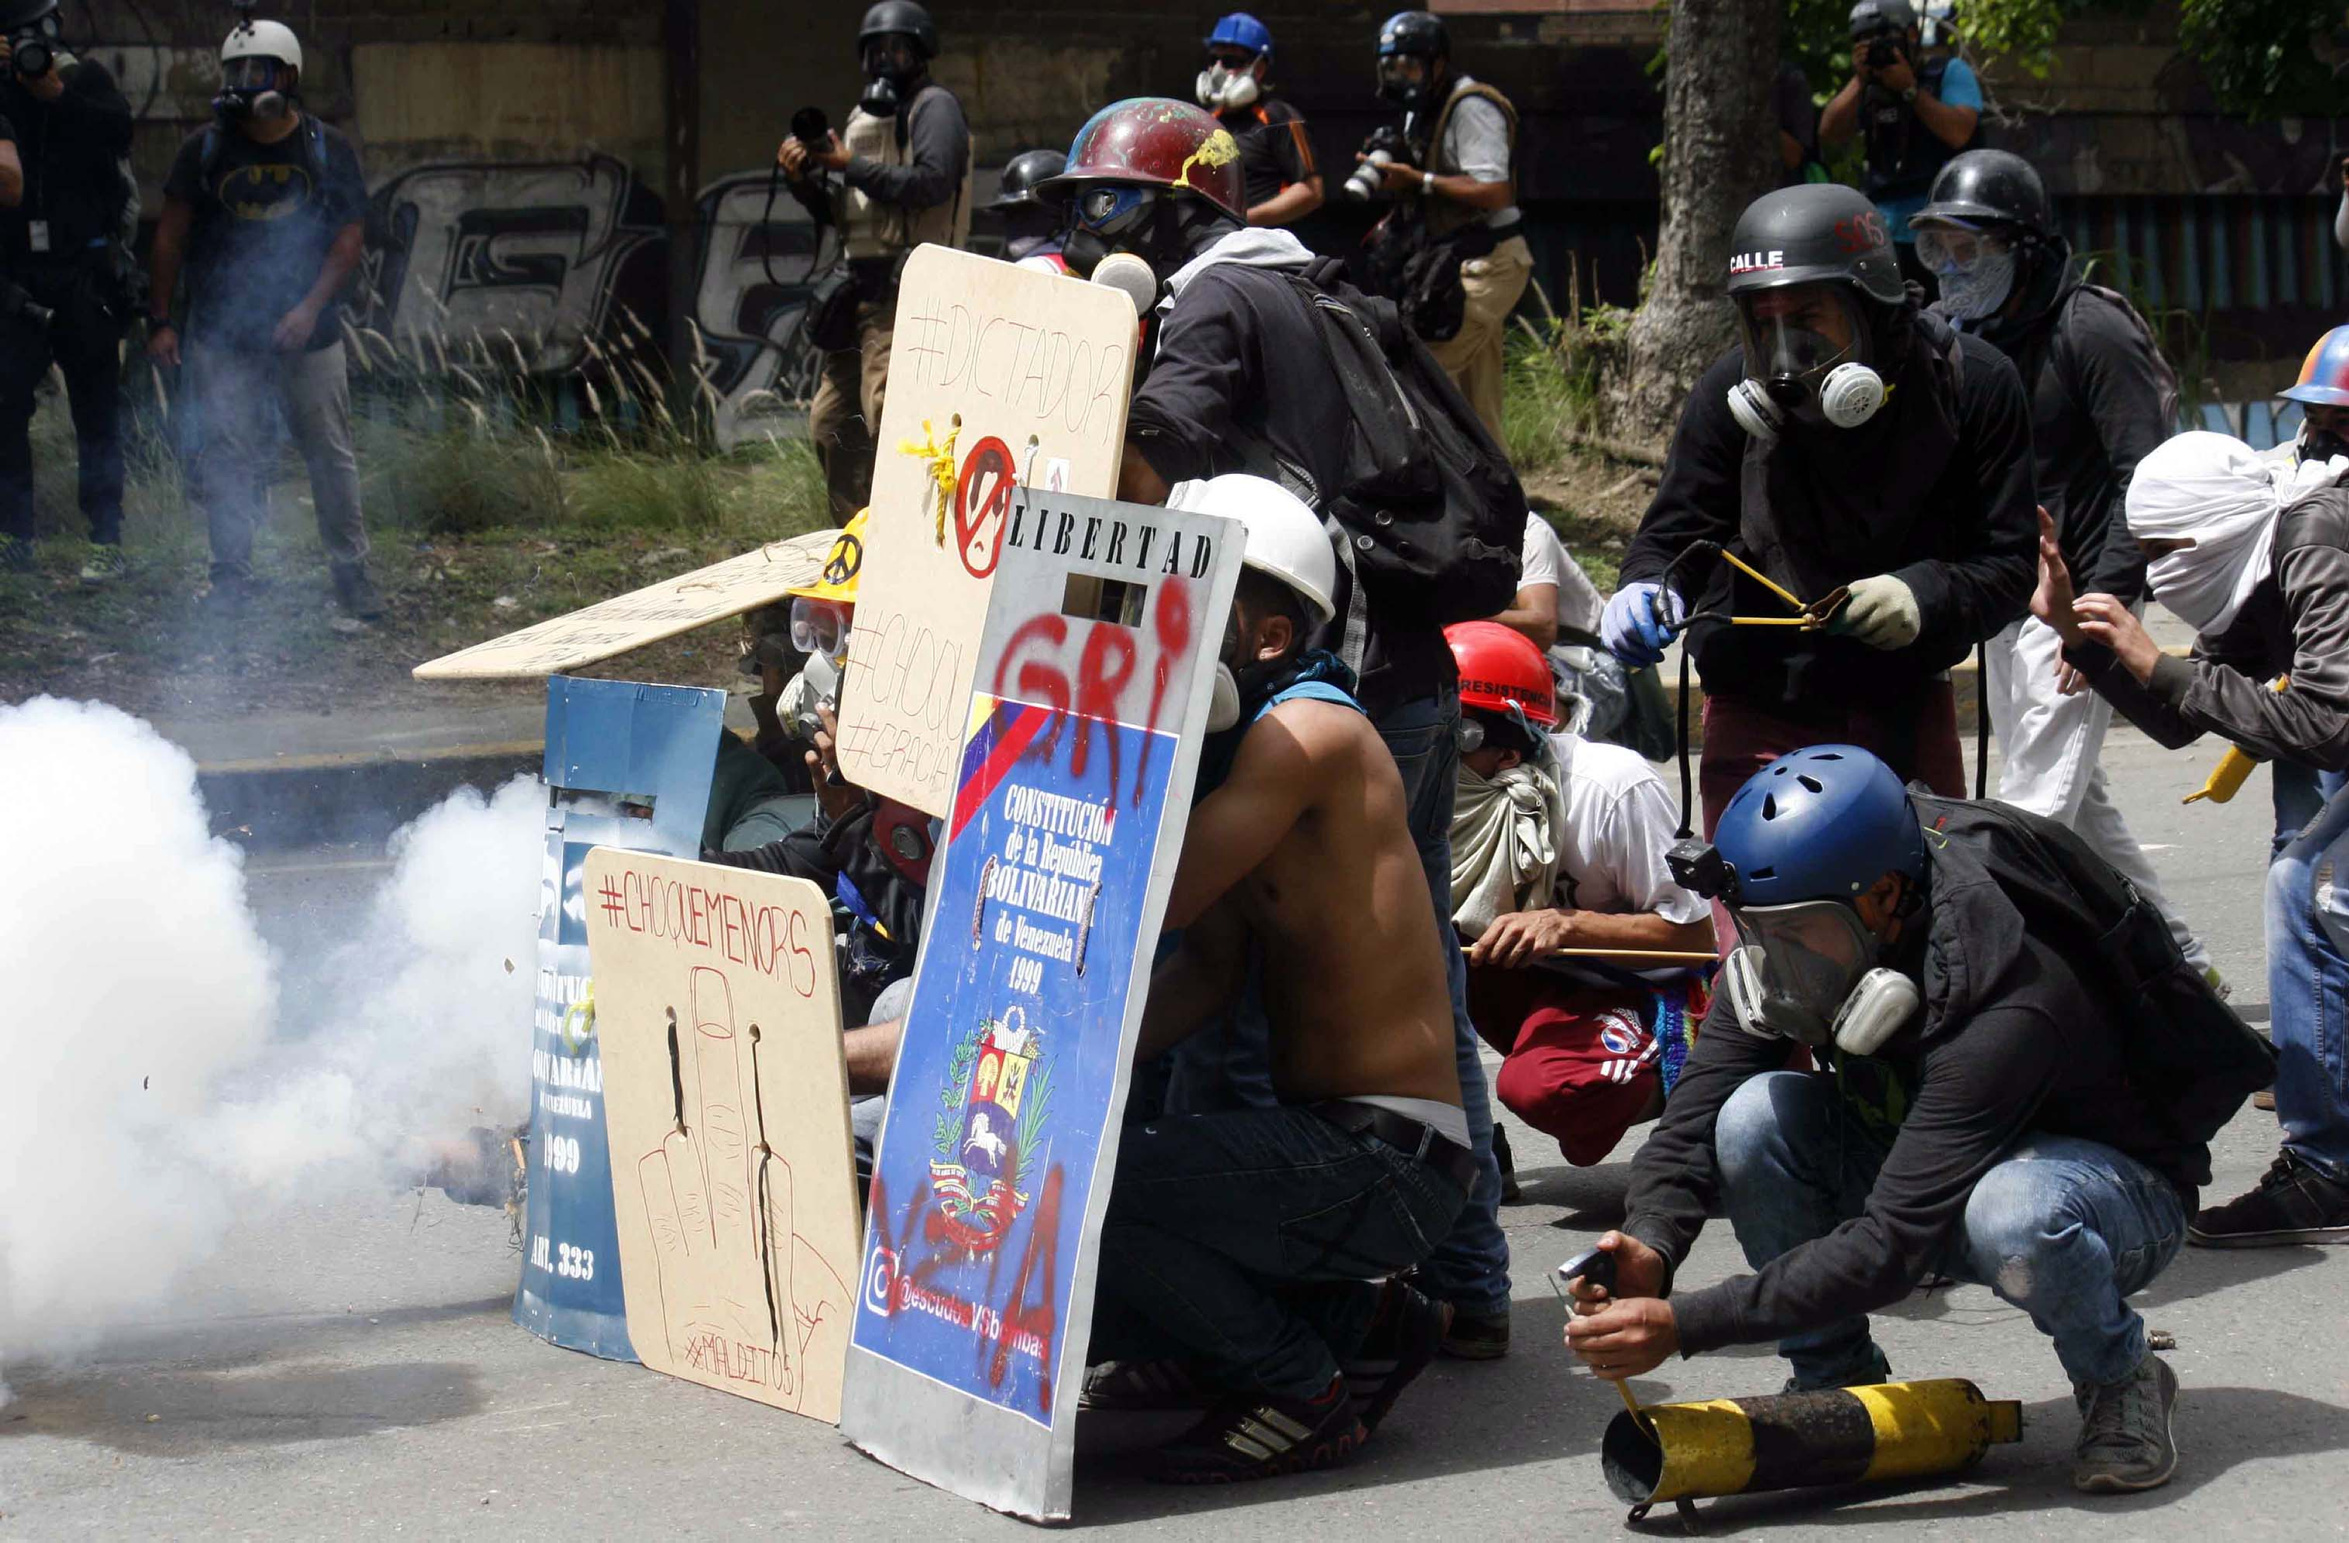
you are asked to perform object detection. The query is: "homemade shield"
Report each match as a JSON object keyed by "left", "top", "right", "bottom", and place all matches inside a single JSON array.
[
  {"left": 514, "top": 677, "right": 726, "bottom": 1359},
  {"left": 830, "top": 245, "right": 1139, "bottom": 817},
  {"left": 839, "top": 490, "right": 1240, "bottom": 1520},
  {"left": 585, "top": 851, "right": 860, "bottom": 1422}
]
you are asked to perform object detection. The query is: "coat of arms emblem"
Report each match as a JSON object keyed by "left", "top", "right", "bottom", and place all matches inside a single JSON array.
[{"left": 930, "top": 1005, "right": 1051, "bottom": 1251}]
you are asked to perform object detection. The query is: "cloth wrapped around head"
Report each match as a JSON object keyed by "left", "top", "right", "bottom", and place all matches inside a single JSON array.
[{"left": 2123, "top": 431, "right": 2346, "bottom": 635}]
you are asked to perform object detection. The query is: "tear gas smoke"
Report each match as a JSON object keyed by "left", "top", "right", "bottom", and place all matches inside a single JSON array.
[{"left": 0, "top": 698, "right": 541, "bottom": 1379}]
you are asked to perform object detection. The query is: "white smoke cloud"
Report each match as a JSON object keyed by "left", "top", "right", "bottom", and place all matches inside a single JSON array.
[{"left": 0, "top": 698, "right": 543, "bottom": 1381}]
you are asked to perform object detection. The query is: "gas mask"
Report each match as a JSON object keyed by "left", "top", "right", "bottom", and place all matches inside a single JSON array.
[
  {"left": 1721, "top": 899, "right": 1918, "bottom": 1057},
  {"left": 1205, "top": 602, "right": 1295, "bottom": 732},
  {"left": 1376, "top": 54, "right": 1436, "bottom": 110},
  {"left": 1063, "top": 184, "right": 1206, "bottom": 293},
  {"left": 1728, "top": 283, "right": 1887, "bottom": 440},
  {"left": 1916, "top": 222, "right": 2018, "bottom": 324},
  {"left": 859, "top": 36, "right": 920, "bottom": 117},
  {"left": 213, "top": 55, "right": 293, "bottom": 124},
  {"left": 1195, "top": 61, "right": 1261, "bottom": 112},
  {"left": 2301, "top": 414, "right": 2349, "bottom": 466}
]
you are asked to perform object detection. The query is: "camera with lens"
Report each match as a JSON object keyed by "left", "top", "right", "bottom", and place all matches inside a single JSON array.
[
  {"left": 1344, "top": 124, "right": 1414, "bottom": 202},
  {"left": 1666, "top": 837, "right": 1739, "bottom": 903},
  {"left": 1862, "top": 34, "right": 1903, "bottom": 71},
  {"left": 790, "top": 105, "right": 830, "bottom": 146}
]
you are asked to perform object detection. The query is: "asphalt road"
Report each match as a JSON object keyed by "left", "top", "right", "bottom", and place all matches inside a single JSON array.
[{"left": 5, "top": 727, "right": 2343, "bottom": 1539}]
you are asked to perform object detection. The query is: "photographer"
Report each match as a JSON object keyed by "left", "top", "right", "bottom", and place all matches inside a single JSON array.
[
  {"left": 778, "top": 0, "right": 971, "bottom": 524},
  {"left": 1818, "top": 0, "right": 1980, "bottom": 297},
  {"left": 0, "top": 0, "right": 135, "bottom": 582},
  {"left": 1356, "top": 9, "right": 1529, "bottom": 441}
]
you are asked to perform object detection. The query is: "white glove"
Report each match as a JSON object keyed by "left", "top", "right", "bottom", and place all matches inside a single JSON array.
[{"left": 1836, "top": 573, "right": 1922, "bottom": 650}]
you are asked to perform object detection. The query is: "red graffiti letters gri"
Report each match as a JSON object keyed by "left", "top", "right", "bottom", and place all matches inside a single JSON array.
[
  {"left": 989, "top": 574, "right": 1199, "bottom": 807},
  {"left": 598, "top": 867, "right": 819, "bottom": 996}
]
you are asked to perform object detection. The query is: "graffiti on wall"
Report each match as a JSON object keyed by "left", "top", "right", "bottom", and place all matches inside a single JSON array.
[
  {"left": 360, "top": 155, "right": 666, "bottom": 375},
  {"left": 694, "top": 173, "right": 842, "bottom": 450}
]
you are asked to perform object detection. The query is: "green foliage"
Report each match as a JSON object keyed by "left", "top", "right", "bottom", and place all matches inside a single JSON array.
[
  {"left": 2179, "top": 0, "right": 2347, "bottom": 119},
  {"left": 1502, "top": 276, "right": 1634, "bottom": 474}
]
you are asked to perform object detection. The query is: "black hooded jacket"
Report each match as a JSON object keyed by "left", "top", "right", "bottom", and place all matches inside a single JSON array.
[
  {"left": 1964, "top": 250, "right": 2173, "bottom": 605},
  {"left": 1621, "top": 809, "right": 2210, "bottom": 1359},
  {"left": 1621, "top": 307, "right": 2038, "bottom": 712}
]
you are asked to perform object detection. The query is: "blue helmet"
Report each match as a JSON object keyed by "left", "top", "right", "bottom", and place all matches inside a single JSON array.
[
  {"left": 1206, "top": 12, "right": 1273, "bottom": 58},
  {"left": 1713, "top": 745, "right": 1926, "bottom": 908}
]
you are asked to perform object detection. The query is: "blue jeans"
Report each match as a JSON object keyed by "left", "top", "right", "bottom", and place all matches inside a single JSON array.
[
  {"left": 1091, "top": 1106, "right": 1469, "bottom": 1398},
  {"left": 2270, "top": 760, "right": 2347, "bottom": 862},
  {"left": 1377, "top": 688, "right": 1512, "bottom": 1318},
  {"left": 1715, "top": 1071, "right": 2186, "bottom": 1389},
  {"left": 2266, "top": 779, "right": 2349, "bottom": 1181}
]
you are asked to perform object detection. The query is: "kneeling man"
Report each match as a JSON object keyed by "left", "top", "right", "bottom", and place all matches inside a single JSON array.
[
  {"left": 1564, "top": 745, "right": 2270, "bottom": 1494},
  {"left": 1091, "top": 474, "right": 1472, "bottom": 1481}
]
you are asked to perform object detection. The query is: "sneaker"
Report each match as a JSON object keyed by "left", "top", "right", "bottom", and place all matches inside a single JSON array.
[
  {"left": 1439, "top": 1304, "right": 1510, "bottom": 1360},
  {"left": 332, "top": 563, "right": 386, "bottom": 620},
  {"left": 1341, "top": 1279, "right": 1450, "bottom": 1434},
  {"left": 2072, "top": 1353, "right": 2179, "bottom": 1493},
  {"left": 1151, "top": 1376, "right": 1364, "bottom": 1484},
  {"left": 1493, "top": 1122, "right": 1524, "bottom": 1204},
  {"left": 78, "top": 542, "right": 128, "bottom": 584},
  {"left": 2188, "top": 1150, "right": 2349, "bottom": 1246},
  {"left": 0, "top": 534, "right": 32, "bottom": 573},
  {"left": 1081, "top": 1357, "right": 1218, "bottom": 1413},
  {"left": 1781, "top": 1340, "right": 1891, "bottom": 1394}
]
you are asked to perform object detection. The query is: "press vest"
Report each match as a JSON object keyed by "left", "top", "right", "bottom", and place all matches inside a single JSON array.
[
  {"left": 841, "top": 84, "right": 973, "bottom": 261},
  {"left": 1421, "top": 79, "right": 1517, "bottom": 240},
  {"left": 1860, "top": 59, "right": 1974, "bottom": 205}
]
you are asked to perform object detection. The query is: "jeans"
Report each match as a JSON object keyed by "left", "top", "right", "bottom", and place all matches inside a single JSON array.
[
  {"left": 1377, "top": 688, "right": 1512, "bottom": 1318},
  {"left": 2271, "top": 761, "right": 2348, "bottom": 862},
  {"left": 2266, "top": 780, "right": 2349, "bottom": 1181},
  {"left": 1090, "top": 1106, "right": 1469, "bottom": 1398},
  {"left": 1715, "top": 1071, "right": 2186, "bottom": 1389},
  {"left": 188, "top": 339, "right": 368, "bottom": 582},
  {"left": 0, "top": 263, "right": 126, "bottom": 544}
]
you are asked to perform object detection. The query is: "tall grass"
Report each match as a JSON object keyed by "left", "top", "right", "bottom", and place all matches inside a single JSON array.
[{"left": 1502, "top": 269, "right": 1635, "bottom": 475}]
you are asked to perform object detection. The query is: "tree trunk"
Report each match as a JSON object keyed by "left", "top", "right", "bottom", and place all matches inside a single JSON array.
[{"left": 1615, "top": 0, "right": 1784, "bottom": 443}]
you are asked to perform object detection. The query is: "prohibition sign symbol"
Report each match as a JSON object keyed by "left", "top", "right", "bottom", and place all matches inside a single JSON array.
[{"left": 955, "top": 436, "right": 1017, "bottom": 579}]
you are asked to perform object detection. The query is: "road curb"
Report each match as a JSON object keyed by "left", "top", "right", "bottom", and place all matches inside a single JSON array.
[{"left": 199, "top": 741, "right": 542, "bottom": 849}]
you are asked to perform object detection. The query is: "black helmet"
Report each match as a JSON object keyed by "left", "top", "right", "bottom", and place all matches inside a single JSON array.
[
  {"left": 1848, "top": 0, "right": 1916, "bottom": 36},
  {"left": 859, "top": 0, "right": 938, "bottom": 60},
  {"left": 0, "top": 0, "right": 58, "bottom": 27},
  {"left": 1914, "top": 149, "right": 2054, "bottom": 241},
  {"left": 989, "top": 148, "right": 1068, "bottom": 212},
  {"left": 1378, "top": 10, "right": 1448, "bottom": 60},
  {"left": 1726, "top": 183, "right": 1908, "bottom": 307}
]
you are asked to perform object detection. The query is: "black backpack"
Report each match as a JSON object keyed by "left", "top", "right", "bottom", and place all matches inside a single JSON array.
[
  {"left": 1914, "top": 793, "right": 2275, "bottom": 1181},
  {"left": 1278, "top": 256, "right": 1523, "bottom": 630}
]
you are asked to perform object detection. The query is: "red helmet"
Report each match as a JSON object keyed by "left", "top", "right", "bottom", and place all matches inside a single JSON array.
[
  {"left": 1043, "top": 97, "right": 1248, "bottom": 224},
  {"left": 1446, "top": 621, "right": 1559, "bottom": 729}
]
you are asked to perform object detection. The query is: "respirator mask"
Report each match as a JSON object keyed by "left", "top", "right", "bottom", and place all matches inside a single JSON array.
[
  {"left": 1375, "top": 53, "right": 1435, "bottom": 111},
  {"left": 214, "top": 55, "right": 292, "bottom": 124},
  {"left": 1063, "top": 184, "right": 1197, "bottom": 292},
  {"left": 2301, "top": 410, "right": 2349, "bottom": 466},
  {"left": 8, "top": 12, "right": 58, "bottom": 77},
  {"left": 1915, "top": 221, "right": 2019, "bottom": 324},
  {"left": 1721, "top": 898, "right": 1918, "bottom": 1057},
  {"left": 858, "top": 35, "right": 920, "bottom": 117},
  {"left": 1195, "top": 58, "right": 1261, "bottom": 112},
  {"left": 1727, "top": 283, "right": 1887, "bottom": 441}
]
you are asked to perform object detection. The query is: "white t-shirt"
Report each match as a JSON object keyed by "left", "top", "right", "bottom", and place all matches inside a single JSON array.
[
  {"left": 1545, "top": 731, "right": 1708, "bottom": 924},
  {"left": 1519, "top": 512, "right": 1607, "bottom": 638}
]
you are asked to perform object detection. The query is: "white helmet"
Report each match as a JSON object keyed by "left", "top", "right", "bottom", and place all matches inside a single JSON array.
[
  {"left": 1167, "top": 474, "right": 1336, "bottom": 626},
  {"left": 222, "top": 17, "right": 301, "bottom": 74}
]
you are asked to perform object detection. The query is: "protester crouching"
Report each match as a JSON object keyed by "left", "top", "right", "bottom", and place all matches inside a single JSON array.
[{"left": 2037, "top": 432, "right": 2349, "bottom": 1246}]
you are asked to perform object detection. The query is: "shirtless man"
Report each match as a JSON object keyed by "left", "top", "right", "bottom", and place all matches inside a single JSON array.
[{"left": 1082, "top": 474, "right": 1470, "bottom": 1482}]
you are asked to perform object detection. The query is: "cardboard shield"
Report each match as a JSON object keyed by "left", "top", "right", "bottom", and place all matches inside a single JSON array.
[
  {"left": 840, "top": 490, "right": 1240, "bottom": 1520},
  {"left": 514, "top": 677, "right": 726, "bottom": 1359},
  {"left": 830, "top": 245, "right": 1138, "bottom": 818},
  {"left": 585, "top": 851, "right": 861, "bottom": 1422}
]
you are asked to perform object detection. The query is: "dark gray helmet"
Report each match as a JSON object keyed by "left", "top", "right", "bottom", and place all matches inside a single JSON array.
[
  {"left": 1914, "top": 149, "right": 2055, "bottom": 241},
  {"left": 989, "top": 148, "right": 1068, "bottom": 212},
  {"left": 859, "top": 0, "right": 937, "bottom": 59},
  {"left": 0, "top": 0, "right": 58, "bottom": 28},
  {"left": 1725, "top": 183, "right": 1908, "bottom": 307},
  {"left": 1378, "top": 10, "right": 1448, "bottom": 59},
  {"left": 1848, "top": 0, "right": 1916, "bottom": 36}
]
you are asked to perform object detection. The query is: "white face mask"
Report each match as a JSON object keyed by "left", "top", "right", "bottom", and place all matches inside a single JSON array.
[{"left": 1194, "top": 63, "right": 1260, "bottom": 112}]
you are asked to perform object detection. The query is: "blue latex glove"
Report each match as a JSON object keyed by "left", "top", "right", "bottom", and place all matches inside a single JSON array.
[{"left": 1600, "top": 581, "right": 1685, "bottom": 668}]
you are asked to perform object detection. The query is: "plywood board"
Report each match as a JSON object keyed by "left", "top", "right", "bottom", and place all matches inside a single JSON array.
[
  {"left": 584, "top": 850, "right": 860, "bottom": 1422},
  {"left": 413, "top": 530, "right": 837, "bottom": 681},
  {"left": 840, "top": 490, "right": 1241, "bottom": 1520},
  {"left": 830, "top": 244, "right": 1138, "bottom": 817}
]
